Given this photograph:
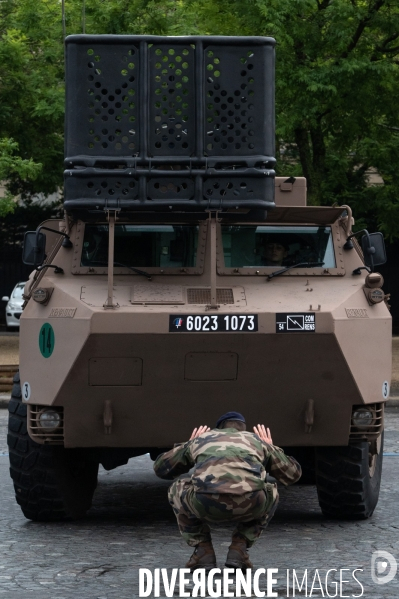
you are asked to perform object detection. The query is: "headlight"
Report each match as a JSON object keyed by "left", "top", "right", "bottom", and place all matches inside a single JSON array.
[
  {"left": 38, "top": 410, "right": 61, "bottom": 432},
  {"left": 352, "top": 408, "right": 374, "bottom": 428}
]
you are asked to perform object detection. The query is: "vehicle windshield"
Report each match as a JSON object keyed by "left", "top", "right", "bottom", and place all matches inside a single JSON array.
[
  {"left": 81, "top": 225, "right": 199, "bottom": 268},
  {"left": 221, "top": 225, "right": 336, "bottom": 268},
  {"left": 12, "top": 284, "right": 25, "bottom": 299}
]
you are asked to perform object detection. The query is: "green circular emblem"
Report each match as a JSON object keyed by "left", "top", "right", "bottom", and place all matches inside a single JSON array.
[{"left": 39, "top": 323, "right": 55, "bottom": 358}]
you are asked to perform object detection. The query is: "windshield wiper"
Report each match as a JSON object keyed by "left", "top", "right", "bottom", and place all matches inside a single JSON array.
[
  {"left": 86, "top": 260, "right": 152, "bottom": 280},
  {"left": 267, "top": 262, "right": 324, "bottom": 280},
  {"left": 114, "top": 262, "right": 152, "bottom": 281}
]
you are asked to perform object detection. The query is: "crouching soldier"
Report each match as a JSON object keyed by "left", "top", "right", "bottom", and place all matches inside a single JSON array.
[{"left": 153, "top": 412, "right": 301, "bottom": 570}]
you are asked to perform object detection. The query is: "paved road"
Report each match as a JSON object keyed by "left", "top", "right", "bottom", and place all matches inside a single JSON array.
[{"left": 0, "top": 409, "right": 399, "bottom": 598}]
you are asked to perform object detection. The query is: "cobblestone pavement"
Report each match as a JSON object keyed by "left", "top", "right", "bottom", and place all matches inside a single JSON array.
[{"left": 0, "top": 409, "right": 398, "bottom": 598}]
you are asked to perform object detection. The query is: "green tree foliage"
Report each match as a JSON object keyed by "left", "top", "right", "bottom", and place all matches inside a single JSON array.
[
  {"left": 0, "top": 138, "right": 42, "bottom": 215},
  {"left": 166, "top": 0, "right": 399, "bottom": 238},
  {"left": 0, "top": 3, "right": 65, "bottom": 200},
  {"left": 1, "top": 0, "right": 398, "bottom": 238}
]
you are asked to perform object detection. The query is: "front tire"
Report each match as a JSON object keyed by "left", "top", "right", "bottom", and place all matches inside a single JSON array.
[
  {"left": 315, "top": 433, "right": 383, "bottom": 520},
  {"left": 7, "top": 372, "right": 99, "bottom": 521}
]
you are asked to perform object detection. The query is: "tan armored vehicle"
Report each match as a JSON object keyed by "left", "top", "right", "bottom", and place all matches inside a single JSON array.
[{"left": 8, "top": 35, "right": 391, "bottom": 522}]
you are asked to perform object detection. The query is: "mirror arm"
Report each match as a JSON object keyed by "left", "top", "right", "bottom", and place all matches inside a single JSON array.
[
  {"left": 352, "top": 266, "right": 371, "bottom": 275},
  {"left": 36, "top": 226, "right": 73, "bottom": 248},
  {"left": 36, "top": 264, "right": 64, "bottom": 274},
  {"left": 31, "top": 225, "right": 72, "bottom": 268},
  {"left": 343, "top": 228, "right": 369, "bottom": 250},
  {"left": 344, "top": 228, "right": 376, "bottom": 272}
]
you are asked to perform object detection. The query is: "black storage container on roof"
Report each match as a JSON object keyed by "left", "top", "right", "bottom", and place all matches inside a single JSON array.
[
  {"left": 64, "top": 35, "right": 276, "bottom": 213},
  {"left": 64, "top": 166, "right": 275, "bottom": 211},
  {"left": 65, "top": 35, "right": 275, "bottom": 166}
]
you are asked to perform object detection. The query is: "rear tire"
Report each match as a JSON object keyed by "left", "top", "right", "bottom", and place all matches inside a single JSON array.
[
  {"left": 7, "top": 372, "right": 99, "bottom": 521},
  {"left": 315, "top": 433, "right": 383, "bottom": 520}
]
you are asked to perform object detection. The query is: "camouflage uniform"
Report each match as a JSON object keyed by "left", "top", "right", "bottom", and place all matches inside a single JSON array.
[{"left": 154, "top": 428, "right": 301, "bottom": 547}]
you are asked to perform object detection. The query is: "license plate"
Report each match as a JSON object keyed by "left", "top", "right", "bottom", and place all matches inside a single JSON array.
[{"left": 169, "top": 314, "right": 258, "bottom": 332}]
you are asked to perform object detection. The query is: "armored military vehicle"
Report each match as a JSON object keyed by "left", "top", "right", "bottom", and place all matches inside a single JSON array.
[{"left": 8, "top": 35, "right": 391, "bottom": 522}]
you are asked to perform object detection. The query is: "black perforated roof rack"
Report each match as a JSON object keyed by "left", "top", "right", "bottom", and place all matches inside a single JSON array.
[{"left": 64, "top": 35, "right": 276, "bottom": 213}]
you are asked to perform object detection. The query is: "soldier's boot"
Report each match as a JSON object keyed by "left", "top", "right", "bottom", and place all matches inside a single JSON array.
[
  {"left": 225, "top": 535, "right": 253, "bottom": 570},
  {"left": 185, "top": 541, "right": 217, "bottom": 571}
]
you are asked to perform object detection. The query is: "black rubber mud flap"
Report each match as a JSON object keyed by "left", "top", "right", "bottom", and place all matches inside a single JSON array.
[
  {"left": 7, "top": 372, "right": 99, "bottom": 522},
  {"left": 315, "top": 434, "right": 383, "bottom": 520}
]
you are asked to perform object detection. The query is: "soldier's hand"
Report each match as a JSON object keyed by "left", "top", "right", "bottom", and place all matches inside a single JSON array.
[
  {"left": 253, "top": 424, "right": 273, "bottom": 445},
  {"left": 189, "top": 425, "right": 211, "bottom": 440}
]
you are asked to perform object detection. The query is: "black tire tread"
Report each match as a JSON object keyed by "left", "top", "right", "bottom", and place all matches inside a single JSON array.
[
  {"left": 7, "top": 372, "right": 98, "bottom": 522},
  {"left": 315, "top": 436, "right": 383, "bottom": 520}
]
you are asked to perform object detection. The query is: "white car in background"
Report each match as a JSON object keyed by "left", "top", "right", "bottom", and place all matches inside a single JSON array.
[{"left": 2, "top": 282, "right": 26, "bottom": 330}]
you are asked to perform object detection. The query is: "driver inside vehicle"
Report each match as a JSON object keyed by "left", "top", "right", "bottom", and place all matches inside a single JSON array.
[
  {"left": 81, "top": 226, "right": 113, "bottom": 266},
  {"left": 260, "top": 236, "right": 290, "bottom": 266}
]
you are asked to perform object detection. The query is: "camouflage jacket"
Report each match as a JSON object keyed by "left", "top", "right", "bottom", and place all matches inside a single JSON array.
[{"left": 153, "top": 428, "right": 302, "bottom": 495}]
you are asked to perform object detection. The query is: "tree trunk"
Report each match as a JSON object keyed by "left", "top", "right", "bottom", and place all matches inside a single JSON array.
[
  {"left": 294, "top": 123, "right": 327, "bottom": 205},
  {"left": 310, "top": 121, "right": 327, "bottom": 205}
]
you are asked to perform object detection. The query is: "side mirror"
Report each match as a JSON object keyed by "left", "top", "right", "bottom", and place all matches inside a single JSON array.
[
  {"left": 361, "top": 232, "right": 387, "bottom": 271},
  {"left": 1, "top": 296, "right": 9, "bottom": 302},
  {"left": 22, "top": 231, "right": 46, "bottom": 266}
]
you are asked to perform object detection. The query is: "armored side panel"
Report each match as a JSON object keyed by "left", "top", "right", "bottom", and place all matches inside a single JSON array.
[{"left": 64, "top": 35, "right": 276, "bottom": 212}]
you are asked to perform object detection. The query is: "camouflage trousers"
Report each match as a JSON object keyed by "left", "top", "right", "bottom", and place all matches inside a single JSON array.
[{"left": 168, "top": 479, "right": 279, "bottom": 548}]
